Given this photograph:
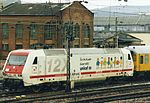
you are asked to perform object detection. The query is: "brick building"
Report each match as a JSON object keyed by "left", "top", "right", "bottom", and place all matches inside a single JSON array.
[{"left": 0, "top": 1, "right": 94, "bottom": 59}]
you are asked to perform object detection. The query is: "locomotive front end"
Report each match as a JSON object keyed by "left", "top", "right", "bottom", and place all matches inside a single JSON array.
[{"left": 2, "top": 50, "right": 29, "bottom": 88}]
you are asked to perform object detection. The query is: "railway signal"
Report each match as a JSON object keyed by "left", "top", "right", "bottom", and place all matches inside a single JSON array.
[{"left": 66, "top": 24, "right": 74, "bottom": 92}]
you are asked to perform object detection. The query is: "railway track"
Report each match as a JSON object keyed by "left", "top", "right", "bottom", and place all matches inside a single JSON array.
[
  {"left": 1, "top": 81, "right": 150, "bottom": 103},
  {"left": 71, "top": 90, "right": 150, "bottom": 103}
]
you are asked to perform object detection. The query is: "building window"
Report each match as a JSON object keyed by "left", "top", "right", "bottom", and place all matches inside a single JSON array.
[
  {"left": 84, "top": 45, "right": 89, "bottom": 48},
  {"left": 74, "top": 45, "right": 79, "bottom": 48},
  {"left": 63, "top": 23, "right": 69, "bottom": 43},
  {"left": 30, "top": 23, "right": 37, "bottom": 39},
  {"left": 74, "top": 23, "right": 80, "bottom": 38},
  {"left": 148, "top": 26, "right": 150, "bottom": 31},
  {"left": 83, "top": 24, "right": 90, "bottom": 38},
  {"left": 16, "top": 24, "right": 23, "bottom": 39},
  {"left": 63, "top": 22, "right": 74, "bottom": 36},
  {"left": 16, "top": 44, "right": 23, "bottom": 49},
  {"left": 2, "top": 44, "right": 9, "bottom": 51},
  {"left": 63, "top": 23, "right": 69, "bottom": 35},
  {"left": 44, "top": 22, "right": 56, "bottom": 40},
  {"left": 2, "top": 23, "right": 9, "bottom": 39}
]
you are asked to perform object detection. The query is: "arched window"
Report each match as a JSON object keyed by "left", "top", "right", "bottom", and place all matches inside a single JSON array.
[
  {"left": 63, "top": 23, "right": 68, "bottom": 37},
  {"left": 74, "top": 23, "right": 80, "bottom": 38},
  {"left": 83, "top": 24, "right": 90, "bottom": 38},
  {"left": 63, "top": 22, "right": 74, "bottom": 36}
]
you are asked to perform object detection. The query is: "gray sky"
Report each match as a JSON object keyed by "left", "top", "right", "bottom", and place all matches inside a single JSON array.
[{"left": 22, "top": 0, "right": 150, "bottom": 9}]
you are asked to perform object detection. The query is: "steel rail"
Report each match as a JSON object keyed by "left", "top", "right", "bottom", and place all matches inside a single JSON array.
[{"left": 2, "top": 82, "right": 150, "bottom": 103}]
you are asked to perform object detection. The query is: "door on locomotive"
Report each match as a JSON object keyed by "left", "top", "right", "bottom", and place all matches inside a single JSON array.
[
  {"left": 120, "top": 48, "right": 134, "bottom": 77},
  {"left": 127, "top": 53, "right": 133, "bottom": 69},
  {"left": 31, "top": 56, "right": 46, "bottom": 82}
]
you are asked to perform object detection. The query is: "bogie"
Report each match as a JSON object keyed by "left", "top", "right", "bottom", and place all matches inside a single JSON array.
[{"left": 50, "top": 82, "right": 61, "bottom": 91}]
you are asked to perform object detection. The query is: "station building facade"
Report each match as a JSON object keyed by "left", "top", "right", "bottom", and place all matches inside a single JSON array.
[{"left": 0, "top": 1, "right": 94, "bottom": 59}]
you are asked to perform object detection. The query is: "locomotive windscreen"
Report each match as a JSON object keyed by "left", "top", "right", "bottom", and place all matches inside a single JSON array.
[{"left": 7, "top": 55, "right": 27, "bottom": 66}]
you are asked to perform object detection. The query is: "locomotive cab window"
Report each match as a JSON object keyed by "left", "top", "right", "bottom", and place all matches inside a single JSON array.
[
  {"left": 33, "top": 57, "right": 37, "bottom": 64},
  {"left": 7, "top": 55, "right": 27, "bottom": 66},
  {"left": 128, "top": 54, "right": 131, "bottom": 60}
]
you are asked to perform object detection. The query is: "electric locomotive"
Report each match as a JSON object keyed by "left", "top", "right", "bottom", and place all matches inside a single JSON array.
[{"left": 2, "top": 48, "right": 134, "bottom": 90}]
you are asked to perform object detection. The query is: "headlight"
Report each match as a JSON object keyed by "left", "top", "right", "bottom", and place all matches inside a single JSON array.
[
  {"left": 2, "top": 71, "right": 7, "bottom": 76},
  {"left": 18, "top": 74, "right": 22, "bottom": 77},
  {"left": 5, "top": 68, "right": 9, "bottom": 72}
]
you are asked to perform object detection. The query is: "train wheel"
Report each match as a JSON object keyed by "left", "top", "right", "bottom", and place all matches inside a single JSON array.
[
  {"left": 32, "top": 85, "right": 41, "bottom": 92},
  {"left": 51, "top": 82, "right": 61, "bottom": 91}
]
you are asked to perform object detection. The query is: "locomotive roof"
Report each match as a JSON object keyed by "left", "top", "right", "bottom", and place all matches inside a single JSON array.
[
  {"left": 11, "top": 48, "right": 128, "bottom": 56},
  {"left": 41, "top": 48, "right": 124, "bottom": 55},
  {"left": 126, "top": 46, "right": 150, "bottom": 54},
  {"left": 11, "top": 49, "right": 34, "bottom": 53},
  {"left": 37, "top": 48, "right": 124, "bottom": 56},
  {"left": 44, "top": 49, "right": 66, "bottom": 56},
  {"left": 70, "top": 48, "right": 123, "bottom": 54}
]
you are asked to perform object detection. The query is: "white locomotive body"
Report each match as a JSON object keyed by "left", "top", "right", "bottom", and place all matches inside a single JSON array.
[{"left": 2, "top": 48, "right": 134, "bottom": 88}]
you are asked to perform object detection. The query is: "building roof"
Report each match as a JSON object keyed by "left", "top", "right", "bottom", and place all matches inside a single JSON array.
[
  {"left": 129, "top": 33, "right": 150, "bottom": 45},
  {"left": 0, "top": 1, "right": 93, "bottom": 16},
  {"left": 94, "top": 16, "right": 150, "bottom": 26},
  {"left": 0, "top": 2, "right": 70, "bottom": 15},
  {"left": 94, "top": 32, "right": 142, "bottom": 44},
  {"left": 118, "top": 34, "right": 142, "bottom": 42}
]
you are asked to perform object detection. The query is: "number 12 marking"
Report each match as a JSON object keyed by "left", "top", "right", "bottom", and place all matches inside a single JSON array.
[{"left": 48, "top": 58, "right": 66, "bottom": 72}]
